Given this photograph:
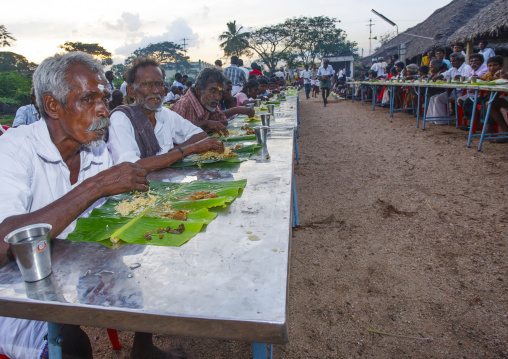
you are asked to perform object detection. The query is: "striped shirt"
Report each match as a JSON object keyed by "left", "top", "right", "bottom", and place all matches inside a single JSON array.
[
  {"left": 171, "top": 88, "right": 226, "bottom": 125},
  {"left": 224, "top": 65, "right": 247, "bottom": 87}
]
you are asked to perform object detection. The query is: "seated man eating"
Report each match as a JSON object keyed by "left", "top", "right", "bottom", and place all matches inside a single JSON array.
[
  {"left": 171, "top": 67, "right": 229, "bottom": 137},
  {"left": 107, "top": 56, "right": 224, "bottom": 172},
  {"left": 0, "top": 52, "right": 180, "bottom": 359}
]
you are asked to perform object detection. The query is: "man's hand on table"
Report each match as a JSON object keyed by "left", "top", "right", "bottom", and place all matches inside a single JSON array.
[
  {"left": 237, "top": 106, "right": 255, "bottom": 118},
  {"left": 189, "top": 137, "right": 224, "bottom": 155},
  {"left": 91, "top": 162, "right": 149, "bottom": 197},
  {"left": 204, "top": 120, "right": 229, "bottom": 137}
]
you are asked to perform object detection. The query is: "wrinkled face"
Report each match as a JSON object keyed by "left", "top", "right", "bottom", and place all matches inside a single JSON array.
[
  {"left": 128, "top": 65, "right": 165, "bottom": 112},
  {"left": 54, "top": 63, "right": 111, "bottom": 148},
  {"left": 196, "top": 81, "right": 223, "bottom": 112},
  {"left": 469, "top": 57, "right": 483, "bottom": 70},
  {"left": 488, "top": 61, "right": 502, "bottom": 74},
  {"left": 450, "top": 56, "right": 463, "bottom": 69},
  {"left": 435, "top": 51, "right": 444, "bottom": 60}
]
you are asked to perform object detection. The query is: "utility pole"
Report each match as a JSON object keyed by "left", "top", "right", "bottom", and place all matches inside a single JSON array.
[
  {"left": 366, "top": 19, "right": 375, "bottom": 56},
  {"left": 181, "top": 38, "right": 188, "bottom": 54}
]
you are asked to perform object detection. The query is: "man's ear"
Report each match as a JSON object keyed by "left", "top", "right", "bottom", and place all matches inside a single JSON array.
[
  {"left": 43, "top": 94, "right": 61, "bottom": 120},
  {"left": 127, "top": 84, "right": 136, "bottom": 99},
  {"left": 195, "top": 85, "right": 202, "bottom": 97}
]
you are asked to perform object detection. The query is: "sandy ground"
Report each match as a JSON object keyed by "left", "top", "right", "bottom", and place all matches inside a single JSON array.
[{"left": 86, "top": 93, "right": 507, "bottom": 358}]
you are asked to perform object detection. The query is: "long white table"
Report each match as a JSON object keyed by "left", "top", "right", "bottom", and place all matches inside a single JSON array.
[{"left": 0, "top": 96, "right": 300, "bottom": 358}]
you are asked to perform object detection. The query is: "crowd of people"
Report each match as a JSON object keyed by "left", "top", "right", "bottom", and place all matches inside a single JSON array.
[
  {"left": 0, "top": 51, "right": 311, "bottom": 359},
  {"left": 358, "top": 41, "right": 507, "bottom": 139}
]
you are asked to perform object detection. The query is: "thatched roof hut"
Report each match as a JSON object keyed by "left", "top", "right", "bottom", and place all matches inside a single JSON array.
[
  {"left": 361, "top": 0, "right": 492, "bottom": 66},
  {"left": 448, "top": 0, "right": 508, "bottom": 50}
]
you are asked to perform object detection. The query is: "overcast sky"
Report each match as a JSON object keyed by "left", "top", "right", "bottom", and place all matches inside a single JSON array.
[{"left": 3, "top": 0, "right": 453, "bottom": 66}]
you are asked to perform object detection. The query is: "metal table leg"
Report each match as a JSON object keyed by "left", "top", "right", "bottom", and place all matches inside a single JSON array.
[
  {"left": 416, "top": 86, "right": 421, "bottom": 128},
  {"left": 48, "top": 322, "right": 63, "bottom": 359},
  {"left": 467, "top": 90, "right": 479, "bottom": 148},
  {"left": 422, "top": 87, "right": 429, "bottom": 130},
  {"left": 372, "top": 85, "right": 376, "bottom": 111},
  {"left": 478, "top": 92, "right": 497, "bottom": 151},
  {"left": 252, "top": 343, "right": 273, "bottom": 359},
  {"left": 292, "top": 173, "right": 300, "bottom": 228}
]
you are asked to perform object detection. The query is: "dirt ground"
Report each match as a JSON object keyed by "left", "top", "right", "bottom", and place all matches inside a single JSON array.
[{"left": 86, "top": 93, "right": 508, "bottom": 358}]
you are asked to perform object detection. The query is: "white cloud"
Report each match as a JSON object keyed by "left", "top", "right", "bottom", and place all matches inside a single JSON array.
[
  {"left": 106, "top": 12, "right": 142, "bottom": 32},
  {"left": 114, "top": 18, "right": 199, "bottom": 58}
]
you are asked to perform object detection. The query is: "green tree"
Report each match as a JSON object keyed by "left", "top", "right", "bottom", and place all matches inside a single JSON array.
[
  {"left": 111, "top": 63, "right": 127, "bottom": 79},
  {"left": 247, "top": 23, "right": 296, "bottom": 72},
  {"left": 285, "top": 16, "right": 357, "bottom": 66},
  {"left": 129, "top": 42, "right": 190, "bottom": 73},
  {"left": 59, "top": 41, "right": 113, "bottom": 66},
  {"left": 0, "top": 71, "right": 32, "bottom": 105},
  {"left": 0, "top": 52, "right": 38, "bottom": 77},
  {"left": 0, "top": 25, "right": 16, "bottom": 47},
  {"left": 219, "top": 21, "right": 250, "bottom": 57}
]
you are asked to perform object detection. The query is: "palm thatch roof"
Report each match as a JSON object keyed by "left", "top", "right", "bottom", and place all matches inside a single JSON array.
[
  {"left": 361, "top": 0, "right": 492, "bottom": 66},
  {"left": 448, "top": 0, "right": 508, "bottom": 44}
]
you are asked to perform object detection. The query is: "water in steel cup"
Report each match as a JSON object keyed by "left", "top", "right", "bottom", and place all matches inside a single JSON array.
[{"left": 5, "top": 224, "right": 53, "bottom": 282}]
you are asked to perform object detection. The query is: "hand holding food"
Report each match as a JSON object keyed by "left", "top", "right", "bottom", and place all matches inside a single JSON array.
[
  {"left": 191, "top": 137, "right": 224, "bottom": 155},
  {"left": 205, "top": 120, "right": 229, "bottom": 137},
  {"left": 92, "top": 162, "right": 149, "bottom": 197}
]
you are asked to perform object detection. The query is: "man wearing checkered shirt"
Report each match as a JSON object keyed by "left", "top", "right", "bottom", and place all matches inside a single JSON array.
[{"left": 224, "top": 56, "right": 246, "bottom": 96}]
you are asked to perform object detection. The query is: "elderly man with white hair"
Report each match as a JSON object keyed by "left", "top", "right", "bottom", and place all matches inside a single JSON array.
[{"left": 0, "top": 52, "right": 184, "bottom": 359}]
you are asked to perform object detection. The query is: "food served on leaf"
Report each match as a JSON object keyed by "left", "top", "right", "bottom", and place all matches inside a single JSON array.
[
  {"left": 211, "top": 130, "right": 239, "bottom": 138},
  {"left": 194, "top": 146, "right": 238, "bottom": 161},
  {"left": 115, "top": 192, "right": 157, "bottom": 216},
  {"left": 143, "top": 224, "right": 186, "bottom": 240},
  {"left": 241, "top": 125, "right": 255, "bottom": 135},
  {"left": 163, "top": 209, "right": 189, "bottom": 221},
  {"left": 232, "top": 144, "right": 244, "bottom": 150},
  {"left": 185, "top": 191, "right": 219, "bottom": 201},
  {"left": 245, "top": 114, "right": 260, "bottom": 121}
]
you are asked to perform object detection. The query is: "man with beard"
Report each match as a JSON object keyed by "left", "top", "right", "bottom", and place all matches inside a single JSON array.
[
  {"left": 171, "top": 67, "right": 229, "bottom": 137},
  {"left": 0, "top": 52, "right": 154, "bottom": 359},
  {"left": 107, "top": 57, "right": 224, "bottom": 172}
]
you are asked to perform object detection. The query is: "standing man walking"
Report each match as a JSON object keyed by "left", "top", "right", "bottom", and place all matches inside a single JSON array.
[
  {"left": 310, "top": 64, "right": 319, "bottom": 98},
  {"left": 317, "top": 59, "right": 334, "bottom": 107},
  {"left": 301, "top": 64, "right": 312, "bottom": 99}
]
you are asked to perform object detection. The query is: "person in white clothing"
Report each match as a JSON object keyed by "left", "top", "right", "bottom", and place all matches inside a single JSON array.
[
  {"left": 0, "top": 52, "right": 151, "bottom": 359},
  {"left": 107, "top": 56, "right": 224, "bottom": 173},
  {"left": 300, "top": 64, "right": 312, "bottom": 99},
  {"left": 426, "top": 53, "right": 472, "bottom": 124},
  {"left": 370, "top": 58, "right": 383, "bottom": 77},
  {"left": 163, "top": 86, "right": 181, "bottom": 104},
  {"left": 317, "top": 59, "right": 334, "bottom": 107},
  {"left": 478, "top": 40, "right": 495, "bottom": 62}
]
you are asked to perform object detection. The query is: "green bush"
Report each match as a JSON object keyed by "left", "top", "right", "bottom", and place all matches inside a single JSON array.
[{"left": 0, "top": 71, "right": 32, "bottom": 106}]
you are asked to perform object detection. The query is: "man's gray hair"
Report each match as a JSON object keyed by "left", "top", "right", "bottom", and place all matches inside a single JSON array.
[
  {"left": 450, "top": 52, "right": 465, "bottom": 62},
  {"left": 33, "top": 52, "right": 103, "bottom": 119},
  {"left": 195, "top": 67, "right": 227, "bottom": 90},
  {"left": 406, "top": 64, "right": 419, "bottom": 75}
]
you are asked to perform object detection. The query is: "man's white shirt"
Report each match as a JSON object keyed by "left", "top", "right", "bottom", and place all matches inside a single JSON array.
[
  {"left": 107, "top": 107, "right": 203, "bottom": 164},
  {"left": 317, "top": 65, "right": 334, "bottom": 77},
  {"left": 479, "top": 48, "right": 495, "bottom": 61},
  {"left": 300, "top": 70, "right": 312, "bottom": 84},
  {"left": 442, "top": 62, "right": 473, "bottom": 79},
  {"left": 163, "top": 92, "right": 180, "bottom": 103},
  {"left": 0, "top": 120, "right": 111, "bottom": 239}
]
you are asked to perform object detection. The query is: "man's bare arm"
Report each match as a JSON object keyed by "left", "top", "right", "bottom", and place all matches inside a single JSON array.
[
  {"left": 0, "top": 162, "right": 149, "bottom": 241},
  {"left": 136, "top": 136, "right": 224, "bottom": 173}
]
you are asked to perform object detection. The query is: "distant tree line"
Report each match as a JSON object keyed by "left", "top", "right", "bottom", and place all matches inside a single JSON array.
[{"left": 218, "top": 16, "right": 358, "bottom": 72}]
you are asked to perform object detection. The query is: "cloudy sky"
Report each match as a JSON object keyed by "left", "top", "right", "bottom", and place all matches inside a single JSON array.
[{"left": 3, "top": 0, "right": 452, "bottom": 66}]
